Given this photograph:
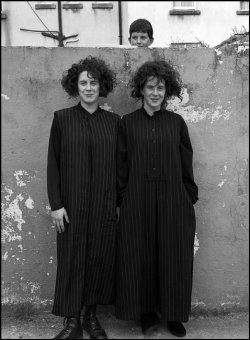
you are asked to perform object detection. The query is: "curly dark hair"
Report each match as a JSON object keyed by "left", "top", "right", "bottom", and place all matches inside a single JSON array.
[
  {"left": 61, "top": 56, "right": 116, "bottom": 98},
  {"left": 130, "top": 60, "right": 183, "bottom": 107}
]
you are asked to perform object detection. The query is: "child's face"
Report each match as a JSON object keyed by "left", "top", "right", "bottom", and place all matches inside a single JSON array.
[{"left": 129, "top": 32, "right": 153, "bottom": 47}]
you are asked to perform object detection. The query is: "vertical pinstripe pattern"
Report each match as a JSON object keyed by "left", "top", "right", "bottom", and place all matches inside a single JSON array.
[
  {"left": 47, "top": 102, "right": 120, "bottom": 317},
  {"left": 116, "top": 107, "right": 198, "bottom": 322}
]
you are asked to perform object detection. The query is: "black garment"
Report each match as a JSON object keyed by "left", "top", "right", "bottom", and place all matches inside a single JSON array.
[
  {"left": 116, "top": 107, "right": 198, "bottom": 322},
  {"left": 47, "top": 103, "right": 120, "bottom": 316}
]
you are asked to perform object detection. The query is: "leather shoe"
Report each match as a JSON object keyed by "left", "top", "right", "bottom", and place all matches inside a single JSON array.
[
  {"left": 82, "top": 305, "right": 107, "bottom": 339},
  {"left": 167, "top": 321, "right": 186, "bottom": 337},
  {"left": 140, "top": 312, "right": 160, "bottom": 335},
  {"left": 53, "top": 316, "right": 83, "bottom": 339}
]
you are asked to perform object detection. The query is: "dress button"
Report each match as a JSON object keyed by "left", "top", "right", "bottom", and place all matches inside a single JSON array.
[
  {"left": 152, "top": 128, "right": 155, "bottom": 132},
  {"left": 153, "top": 167, "right": 156, "bottom": 171}
]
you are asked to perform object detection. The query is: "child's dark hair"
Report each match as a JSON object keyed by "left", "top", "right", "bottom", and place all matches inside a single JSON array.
[
  {"left": 130, "top": 60, "right": 182, "bottom": 107},
  {"left": 129, "top": 19, "right": 153, "bottom": 39},
  {"left": 61, "top": 56, "right": 116, "bottom": 98}
]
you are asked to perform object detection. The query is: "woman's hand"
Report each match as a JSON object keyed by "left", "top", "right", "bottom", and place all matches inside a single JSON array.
[{"left": 51, "top": 207, "right": 70, "bottom": 233}]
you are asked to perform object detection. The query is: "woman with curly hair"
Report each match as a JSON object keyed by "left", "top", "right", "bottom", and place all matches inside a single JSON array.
[
  {"left": 116, "top": 60, "right": 198, "bottom": 337},
  {"left": 47, "top": 56, "right": 119, "bottom": 339}
]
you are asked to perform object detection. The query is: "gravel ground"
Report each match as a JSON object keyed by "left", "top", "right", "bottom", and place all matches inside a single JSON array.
[{"left": 1, "top": 306, "right": 249, "bottom": 339}]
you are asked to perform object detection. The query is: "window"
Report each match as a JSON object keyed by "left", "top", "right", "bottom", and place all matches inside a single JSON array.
[
  {"left": 173, "top": 2, "right": 196, "bottom": 10},
  {"left": 240, "top": 1, "right": 249, "bottom": 10},
  {"left": 170, "top": 1, "right": 200, "bottom": 15},
  {"left": 35, "top": 2, "right": 56, "bottom": 10},
  {"left": 1, "top": 11, "right": 7, "bottom": 20},
  {"left": 237, "top": 1, "right": 249, "bottom": 14},
  {"left": 92, "top": 2, "right": 113, "bottom": 9},
  {"left": 63, "top": 2, "right": 83, "bottom": 10}
]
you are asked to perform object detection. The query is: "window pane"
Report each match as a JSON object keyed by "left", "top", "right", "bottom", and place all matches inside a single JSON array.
[
  {"left": 240, "top": 1, "right": 249, "bottom": 10},
  {"left": 173, "top": 1, "right": 194, "bottom": 7}
]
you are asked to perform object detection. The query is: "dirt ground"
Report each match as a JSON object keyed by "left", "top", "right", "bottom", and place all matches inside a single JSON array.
[{"left": 1, "top": 305, "right": 249, "bottom": 339}]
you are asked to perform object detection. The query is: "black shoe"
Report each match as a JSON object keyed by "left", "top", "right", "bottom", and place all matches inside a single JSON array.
[
  {"left": 140, "top": 312, "right": 160, "bottom": 335},
  {"left": 167, "top": 322, "right": 186, "bottom": 338},
  {"left": 82, "top": 305, "right": 108, "bottom": 339},
  {"left": 53, "top": 316, "right": 83, "bottom": 339}
]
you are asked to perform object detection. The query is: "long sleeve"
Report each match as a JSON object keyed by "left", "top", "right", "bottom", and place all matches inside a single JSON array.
[
  {"left": 116, "top": 117, "right": 129, "bottom": 207},
  {"left": 47, "top": 112, "right": 64, "bottom": 211},
  {"left": 180, "top": 116, "right": 198, "bottom": 205}
]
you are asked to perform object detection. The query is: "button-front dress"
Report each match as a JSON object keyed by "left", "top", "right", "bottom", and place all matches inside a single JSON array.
[
  {"left": 47, "top": 103, "right": 120, "bottom": 317},
  {"left": 116, "top": 107, "right": 198, "bottom": 322}
]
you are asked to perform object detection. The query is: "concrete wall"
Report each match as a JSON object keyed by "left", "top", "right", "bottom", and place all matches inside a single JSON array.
[
  {"left": 1, "top": 46, "right": 249, "bottom": 313},
  {"left": 1, "top": 2, "right": 249, "bottom": 48}
]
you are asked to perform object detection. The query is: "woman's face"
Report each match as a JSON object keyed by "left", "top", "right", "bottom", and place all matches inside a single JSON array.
[
  {"left": 78, "top": 71, "right": 100, "bottom": 106},
  {"left": 141, "top": 76, "right": 166, "bottom": 112}
]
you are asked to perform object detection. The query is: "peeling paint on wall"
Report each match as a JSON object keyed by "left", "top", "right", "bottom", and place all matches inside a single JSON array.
[
  {"left": 237, "top": 45, "right": 249, "bottom": 53},
  {"left": 46, "top": 205, "right": 51, "bottom": 214},
  {"left": 14, "top": 171, "right": 28, "bottom": 187},
  {"left": 2, "top": 191, "right": 25, "bottom": 243},
  {"left": 166, "top": 88, "right": 231, "bottom": 123},
  {"left": 14, "top": 170, "right": 35, "bottom": 187},
  {"left": 218, "top": 179, "right": 227, "bottom": 188},
  {"left": 1, "top": 93, "right": 10, "bottom": 100},
  {"left": 3, "top": 187, "right": 14, "bottom": 201},
  {"left": 17, "top": 244, "right": 23, "bottom": 252},
  {"left": 194, "top": 232, "right": 199, "bottom": 256},
  {"left": 25, "top": 196, "right": 34, "bottom": 209},
  {"left": 100, "top": 103, "right": 113, "bottom": 112},
  {"left": 220, "top": 294, "right": 240, "bottom": 307},
  {"left": 2, "top": 280, "right": 53, "bottom": 305},
  {"left": 192, "top": 300, "right": 206, "bottom": 307},
  {"left": 3, "top": 251, "right": 9, "bottom": 261},
  {"left": 2, "top": 170, "right": 39, "bottom": 246}
]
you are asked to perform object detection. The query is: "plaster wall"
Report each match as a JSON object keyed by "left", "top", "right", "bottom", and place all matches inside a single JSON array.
[{"left": 1, "top": 46, "right": 249, "bottom": 313}]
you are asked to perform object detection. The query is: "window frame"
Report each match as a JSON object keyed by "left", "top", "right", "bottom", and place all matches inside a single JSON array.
[
  {"left": 63, "top": 2, "right": 83, "bottom": 10},
  {"left": 35, "top": 2, "right": 56, "bottom": 10},
  {"left": 172, "top": 1, "right": 196, "bottom": 10},
  {"left": 170, "top": 1, "right": 200, "bottom": 15},
  {"left": 240, "top": 1, "right": 249, "bottom": 11},
  {"left": 92, "top": 2, "right": 113, "bottom": 9},
  {"left": 237, "top": 1, "right": 249, "bottom": 14}
]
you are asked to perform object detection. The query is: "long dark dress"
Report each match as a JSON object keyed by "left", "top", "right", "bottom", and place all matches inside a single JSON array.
[
  {"left": 116, "top": 107, "right": 198, "bottom": 322},
  {"left": 47, "top": 102, "right": 120, "bottom": 317}
]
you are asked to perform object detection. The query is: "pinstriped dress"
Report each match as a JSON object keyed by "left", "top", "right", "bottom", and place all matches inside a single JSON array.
[
  {"left": 116, "top": 107, "right": 198, "bottom": 322},
  {"left": 47, "top": 102, "right": 120, "bottom": 317}
]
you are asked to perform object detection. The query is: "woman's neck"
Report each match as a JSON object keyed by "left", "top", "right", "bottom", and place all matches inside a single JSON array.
[
  {"left": 80, "top": 101, "right": 98, "bottom": 114},
  {"left": 143, "top": 103, "right": 161, "bottom": 116}
]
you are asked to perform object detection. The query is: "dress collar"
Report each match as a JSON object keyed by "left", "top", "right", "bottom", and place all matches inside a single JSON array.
[
  {"left": 77, "top": 102, "right": 100, "bottom": 116},
  {"left": 141, "top": 105, "right": 164, "bottom": 118}
]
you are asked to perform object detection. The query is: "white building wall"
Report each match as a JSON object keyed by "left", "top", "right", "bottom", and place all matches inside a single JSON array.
[
  {"left": 1, "top": 1, "right": 249, "bottom": 48},
  {"left": 126, "top": 1, "right": 249, "bottom": 47},
  {"left": 1, "top": 1, "right": 122, "bottom": 47}
]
